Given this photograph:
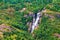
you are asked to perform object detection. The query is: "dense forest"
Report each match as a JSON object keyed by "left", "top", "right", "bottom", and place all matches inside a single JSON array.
[{"left": 0, "top": 0, "right": 60, "bottom": 40}]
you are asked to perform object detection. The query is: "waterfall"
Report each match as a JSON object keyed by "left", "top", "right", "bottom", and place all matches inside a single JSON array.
[{"left": 31, "top": 12, "right": 42, "bottom": 33}]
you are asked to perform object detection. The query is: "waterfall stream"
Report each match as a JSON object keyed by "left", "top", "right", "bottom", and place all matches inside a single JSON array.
[{"left": 31, "top": 11, "right": 42, "bottom": 33}]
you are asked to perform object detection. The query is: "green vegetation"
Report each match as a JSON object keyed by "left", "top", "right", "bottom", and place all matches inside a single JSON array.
[{"left": 0, "top": 0, "right": 60, "bottom": 40}]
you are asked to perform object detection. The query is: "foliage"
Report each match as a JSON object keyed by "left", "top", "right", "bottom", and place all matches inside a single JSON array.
[
  {"left": 34, "top": 15, "right": 60, "bottom": 40},
  {"left": 3, "top": 30, "right": 34, "bottom": 40},
  {"left": 0, "top": 0, "right": 60, "bottom": 40},
  {"left": 46, "top": 3, "right": 60, "bottom": 12}
]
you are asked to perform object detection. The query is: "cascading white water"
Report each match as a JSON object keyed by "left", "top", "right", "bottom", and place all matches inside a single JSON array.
[{"left": 31, "top": 12, "right": 42, "bottom": 33}]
